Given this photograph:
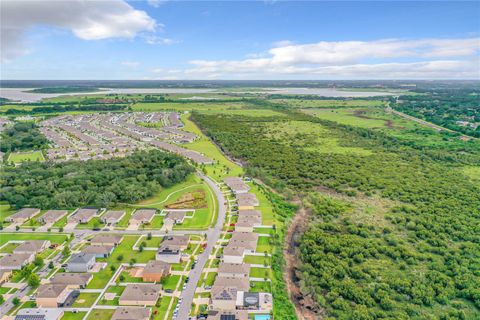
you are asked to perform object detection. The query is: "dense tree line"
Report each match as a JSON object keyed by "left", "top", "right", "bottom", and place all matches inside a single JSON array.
[
  {"left": 192, "top": 111, "right": 480, "bottom": 319},
  {"left": 0, "top": 121, "right": 48, "bottom": 152},
  {"left": 4, "top": 104, "right": 128, "bottom": 115},
  {"left": 392, "top": 90, "right": 480, "bottom": 138},
  {"left": 0, "top": 150, "right": 194, "bottom": 209}
]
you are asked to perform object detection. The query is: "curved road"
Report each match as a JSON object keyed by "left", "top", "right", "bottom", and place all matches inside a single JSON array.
[{"left": 175, "top": 173, "right": 227, "bottom": 319}]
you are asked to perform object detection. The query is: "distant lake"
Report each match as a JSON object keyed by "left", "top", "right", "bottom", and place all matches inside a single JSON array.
[
  {"left": 0, "top": 87, "right": 394, "bottom": 102},
  {"left": 0, "top": 88, "right": 216, "bottom": 102}
]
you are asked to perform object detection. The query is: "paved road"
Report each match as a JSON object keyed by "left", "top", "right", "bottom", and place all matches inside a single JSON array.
[
  {"left": 175, "top": 174, "right": 227, "bottom": 320},
  {"left": 0, "top": 283, "right": 29, "bottom": 317}
]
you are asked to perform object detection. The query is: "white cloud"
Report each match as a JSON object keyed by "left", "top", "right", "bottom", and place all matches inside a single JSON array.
[
  {"left": 144, "top": 35, "right": 179, "bottom": 45},
  {"left": 1, "top": 0, "right": 156, "bottom": 62},
  {"left": 121, "top": 61, "right": 140, "bottom": 67},
  {"left": 147, "top": 0, "right": 167, "bottom": 8},
  {"left": 173, "top": 38, "right": 480, "bottom": 79}
]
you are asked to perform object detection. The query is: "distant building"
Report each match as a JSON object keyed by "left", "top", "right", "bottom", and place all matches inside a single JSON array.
[
  {"left": 38, "top": 210, "right": 68, "bottom": 224},
  {"left": 111, "top": 307, "right": 151, "bottom": 320},
  {"left": 223, "top": 178, "right": 249, "bottom": 194},
  {"left": 6, "top": 208, "right": 40, "bottom": 224},
  {"left": 119, "top": 284, "right": 160, "bottom": 306},
  {"left": 66, "top": 253, "right": 95, "bottom": 272},
  {"left": 141, "top": 260, "right": 171, "bottom": 282},
  {"left": 36, "top": 284, "right": 72, "bottom": 308},
  {"left": 50, "top": 273, "right": 92, "bottom": 289},
  {"left": 68, "top": 208, "right": 98, "bottom": 224},
  {"left": 89, "top": 234, "right": 123, "bottom": 246},
  {"left": 13, "top": 240, "right": 51, "bottom": 255},
  {"left": 81, "top": 245, "right": 114, "bottom": 258},
  {"left": 15, "top": 308, "right": 64, "bottom": 320},
  {"left": 0, "top": 253, "right": 34, "bottom": 270},
  {"left": 101, "top": 210, "right": 126, "bottom": 225}
]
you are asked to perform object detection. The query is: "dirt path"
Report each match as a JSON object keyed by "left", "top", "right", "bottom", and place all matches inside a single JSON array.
[{"left": 284, "top": 203, "right": 323, "bottom": 320}]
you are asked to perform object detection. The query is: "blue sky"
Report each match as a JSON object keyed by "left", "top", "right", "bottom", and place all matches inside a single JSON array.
[{"left": 1, "top": 1, "right": 479, "bottom": 79}]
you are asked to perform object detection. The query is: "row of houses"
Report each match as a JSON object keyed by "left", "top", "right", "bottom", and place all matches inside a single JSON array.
[
  {"left": 205, "top": 178, "right": 272, "bottom": 319},
  {"left": 5, "top": 207, "right": 182, "bottom": 229},
  {"left": 39, "top": 112, "right": 211, "bottom": 164},
  {"left": 14, "top": 307, "right": 151, "bottom": 320}
]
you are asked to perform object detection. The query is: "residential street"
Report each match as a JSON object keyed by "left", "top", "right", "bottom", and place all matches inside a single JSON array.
[{"left": 175, "top": 174, "right": 227, "bottom": 319}]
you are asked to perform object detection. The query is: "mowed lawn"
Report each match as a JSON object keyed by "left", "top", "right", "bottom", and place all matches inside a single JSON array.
[
  {"left": 86, "top": 309, "right": 115, "bottom": 320},
  {"left": 8, "top": 151, "right": 45, "bottom": 163},
  {"left": 87, "top": 235, "right": 156, "bottom": 289},
  {"left": 181, "top": 114, "right": 243, "bottom": 181}
]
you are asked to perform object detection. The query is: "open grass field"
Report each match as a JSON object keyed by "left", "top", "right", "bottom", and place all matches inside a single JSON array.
[
  {"left": 199, "top": 108, "right": 286, "bottom": 117},
  {"left": 61, "top": 312, "right": 86, "bottom": 320},
  {"left": 0, "top": 203, "right": 14, "bottom": 223},
  {"left": 131, "top": 101, "right": 247, "bottom": 112},
  {"left": 133, "top": 173, "right": 216, "bottom": 229},
  {"left": 153, "top": 296, "right": 173, "bottom": 320},
  {"left": 8, "top": 151, "right": 45, "bottom": 163},
  {"left": 71, "top": 292, "right": 100, "bottom": 308},
  {"left": 462, "top": 166, "right": 480, "bottom": 185},
  {"left": 86, "top": 309, "right": 115, "bottom": 320},
  {"left": 271, "top": 98, "right": 386, "bottom": 109},
  {"left": 180, "top": 114, "right": 243, "bottom": 181},
  {"left": 265, "top": 120, "right": 373, "bottom": 156},
  {"left": 87, "top": 235, "right": 156, "bottom": 289},
  {"left": 303, "top": 107, "right": 394, "bottom": 128},
  {"left": 248, "top": 183, "right": 275, "bottom": 226},
  {"left": 161, "top": 274, "right": 181, "bottom": 290},
  {"left": 250, "top": 266, "right": 273, "bottom": 280}
]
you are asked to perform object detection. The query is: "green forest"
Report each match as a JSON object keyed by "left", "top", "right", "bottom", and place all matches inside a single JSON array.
[
  {"left": 192, "top": 108, "right": 480, "bottom": 319},
  {"left": 0, "top": 150, "right": 194, "bottom": 209},
  {"left": 0, "top": 121, "right": 49, "bottom": 152},
  {"left": 392, "top": 90, "right": 480, "bottom": 138}
]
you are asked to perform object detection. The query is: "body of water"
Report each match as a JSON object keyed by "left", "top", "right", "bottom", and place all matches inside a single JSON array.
[{"left": 0, "top": 87, "right": 394, "bottom": 103}]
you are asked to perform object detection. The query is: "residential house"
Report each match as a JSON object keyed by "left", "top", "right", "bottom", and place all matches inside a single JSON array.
[
  {"left": 236, "top": 291, "right": 273, "bottom": 312},
  {"left": 217, "top": 263, "right": 250, "bottom": 279},
  {"left": 36, "top": 283, "right": 71, "bottom": 308},
  {"left": 163, "top": 210, "right": 187, "bottom": 225},
  {"left": 6, "top": 208, "right": 40, "bottom": 224},
  {"left": 50, "top": 273, "right": 92, "bottom": 289},
  {"left": 222, "top": 246, "right": 245, "bottom": 264},
  {"left": 15, "top": 308, "right": 64, "bottom": 320},
  {"left": 68, "top": 208, "right": 98, "bottom": 224},
  {"left": 236, "top": 193, "right": 259, "bottom": 209},
  {"left": 118, "top": 283, "right": 160, "bottom": 306},
  {"left": 66, "top": 253, "right": 95, "bottom": 272},
  {"left": 213, "top": 277, "right": 250, "bottom": 292},
  {"left": 38, "top": 210, "right": 68, "bottom": 224},
  {"left": 210, "top": 286, "right": 238, "bottom": 311},
  {"left": 89, "top": 234, "right": 123, "bottom": 246},
  {"left": 81, "top": 245, "right": 114, "bottom": 258},
  {"left": 141, "top": 260, "right": 171, "bottom": 282},
  {"left": 111, "top": 307, "right": 151, "bottom": 320},
  {"left": 13, "top": 240, "right": 51, "bottom": 255},
  {"left": 161, "top": 235, "right": 189, "bottom": 250},
  {"left": 130, "top": 209, "right": 156, "bottom": 226},
  {"left": 235, "top": 216, "right": 262, "bottom": 233},
  {"left": 223, "top": 178, "right": 249, "bottom": 194},
  {"left": 156, "top": 245, "right": 181, "bottom": 263},
  {"left": 0, "top": 270, "right": 13, "bottom": 284},
  {"left": 229, "top": 232, "right": 259, "bottom": 254},
  {"left": 101, "top": 210, "right": 125, "bottom": 225},
  {"left": 206, "top": 310, "right": 248, "bottom": 320},
  {"left": 0, "top": 253, "right": 34, "bottom": 270}
]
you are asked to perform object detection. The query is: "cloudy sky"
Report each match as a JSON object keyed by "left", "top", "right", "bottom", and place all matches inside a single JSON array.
[{"left": 1, "top": 0, "right": 479, "bottom": 80}]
